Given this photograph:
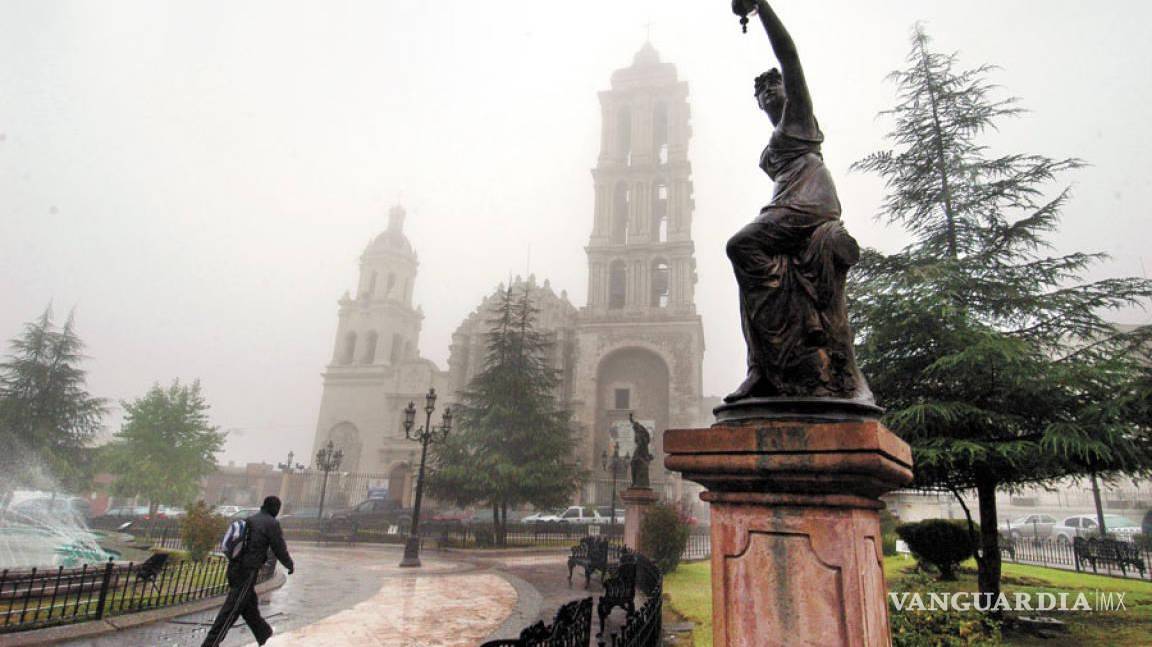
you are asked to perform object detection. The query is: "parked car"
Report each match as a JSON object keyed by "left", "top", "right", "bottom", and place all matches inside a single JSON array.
[
  {"left": 999, "top": 513, "right": 1057, "bottom": 540},
  {"left": 157, "top": 506, "right": 186, "bottom": 518},
  {"left": 329, "top": 498, "right": 410, "bottom": 527},
  {"left": 100, "top": 505, "right": 152, "bottom": 519},
  {"left": 469, "top": 509, "right": 525, "bottom": 525},
  {"left": 430, "top": 508, "right": 473, "bottom": 524},
  {"left": 1052, "top": 514, "right": 1141, "bottom": 543},
  {"left": 553, "top": 505, "right": 608, "bottom": 525},
  {"left": 521, "top": 510, "right": 563, "bottom": 524},
  {"left": 227, "top": 507, "right": 261, "bottom": 519},
  {"left": 595, "top": 506, "right": 626, "bottom": 525},
  {"left": 214, "top": 505, "right": 245, "bottom": 517}
]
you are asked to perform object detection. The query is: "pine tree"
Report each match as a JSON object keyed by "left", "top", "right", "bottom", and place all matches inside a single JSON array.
[
  {"left": 0, "top": 307, "right": 107, "bottom": 494},
  {"left": 851, "top": 25, "right": 1152, "bottom": 601},
  {"left": 427, "top": 282, "right": 584, "bottom": 546},
  {"left": 100, "top": 380, "right": 225, "bottom": 517}
]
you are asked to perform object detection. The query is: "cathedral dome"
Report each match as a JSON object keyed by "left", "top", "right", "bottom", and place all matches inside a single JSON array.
[
  {"left": 632, "top": 41, "right": 661, "bottom": 67},
  {"left": 366, "top": 205, "right": 413, "bottom": 255}
]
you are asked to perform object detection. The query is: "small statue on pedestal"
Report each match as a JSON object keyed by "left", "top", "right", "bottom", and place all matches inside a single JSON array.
[
  {"left": 629, "top": 413, "right": 653, "bottom": 489},
  {"left": 724, "top": 0, "right": 872, "bottom": 406}
]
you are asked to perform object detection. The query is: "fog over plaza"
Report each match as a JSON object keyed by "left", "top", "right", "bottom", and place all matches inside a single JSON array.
[{"left": 2, "top": 0, "right": 1150, "bottom": 465}]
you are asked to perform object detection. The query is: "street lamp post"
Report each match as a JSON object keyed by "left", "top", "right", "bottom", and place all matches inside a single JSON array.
[
  {"left": 278, "top": 451, "right": 305, "bottom": 473},
  {"left": 315, "top": 441, "right": 343, "bottom": 521},
  {"left": 399, "top": 387, "right": 452, "bottom": 568},
  {"left": 601, "top": 442, "right": 630, "bottom": 531},
  {"left": 277, "top": 451, "right": 305, "bottom": 509}
]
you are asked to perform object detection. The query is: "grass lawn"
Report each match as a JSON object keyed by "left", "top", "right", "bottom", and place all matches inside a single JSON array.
[
  {"left": 663, "top": 561, "right": 713, "bottom": 647},
  {"left": 664, "top": 557, "right": 1152, "bottom": 646}
]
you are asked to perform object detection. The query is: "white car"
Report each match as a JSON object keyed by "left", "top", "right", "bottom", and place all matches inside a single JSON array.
[
  {"left": 554, "top": 505, "right": 608, "bottom": 525},
  {"left": 999, "top": 514, "right": 1057, "bottom": 540},
  {"left": 1052, "top": 514, "right": 1141, "bottom": 544},
  {"left": 522, "top": 510, "right": 563, "bottom": 524},
  {"left": 596, "top": 506, "right": 626, "bottom": 525},
  {"left": 214, "top": 505, "right": 245, "bottom": 517}
]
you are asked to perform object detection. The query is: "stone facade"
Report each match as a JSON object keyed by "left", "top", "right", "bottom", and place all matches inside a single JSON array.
[
  {"left": 572, "top": 43, "right": 706, "bottom": 503},
  {"left": 312, "top": 44, "right": 708, "bottom": 508}
]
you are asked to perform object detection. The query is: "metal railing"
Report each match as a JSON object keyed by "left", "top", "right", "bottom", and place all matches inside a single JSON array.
[
  {"left": 480, "top": 597, "right": 593, "bottom": 647},
  {"left": 681, "top": 531, "right": 711, "bottom": 561},
  {"left": 480, "top": 553, "right": 664, "bottom": 647},
  {"left": 600, "top": 555, "right": 663, "bottom": 647},
  {"left": 1000, "top": 537, "right": 1151, "bottom": 580},
  {"left": 0, "top": 556, "right": 275, "bottom": 633}
]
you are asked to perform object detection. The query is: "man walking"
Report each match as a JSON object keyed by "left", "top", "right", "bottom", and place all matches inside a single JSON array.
[{"left": 202, "top": 496, "right": 294, "bottom": 647}]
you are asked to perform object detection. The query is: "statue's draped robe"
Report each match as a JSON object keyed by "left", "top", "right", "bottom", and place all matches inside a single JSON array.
[{"left": 726, "top": 120, "right": 869, "bottom": 399}]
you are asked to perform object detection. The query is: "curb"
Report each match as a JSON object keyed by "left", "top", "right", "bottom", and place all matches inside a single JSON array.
[
  {"left": 0, "top": 571, "right": 287, "bottom": 646},
  {"left": 481, "top": 570, "right": 544, "bottom": 642}
]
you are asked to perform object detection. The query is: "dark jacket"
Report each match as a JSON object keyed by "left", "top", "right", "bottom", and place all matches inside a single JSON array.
[{"left": 239, "top": 510, "right": 293, "bottom": 571}]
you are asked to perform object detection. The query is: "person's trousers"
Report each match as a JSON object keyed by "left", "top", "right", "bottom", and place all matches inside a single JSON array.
[{"left": 200, "top": 563, "right": 271, "bottom": 647}]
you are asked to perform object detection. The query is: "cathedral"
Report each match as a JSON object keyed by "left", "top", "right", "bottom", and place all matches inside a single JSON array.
[{"left": 311, "top": 43, "right": 711, "bottom": 510}]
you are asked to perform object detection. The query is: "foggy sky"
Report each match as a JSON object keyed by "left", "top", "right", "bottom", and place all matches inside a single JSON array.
[{"left": 2, "top": 1, "right": 1150, "bottom": 466}]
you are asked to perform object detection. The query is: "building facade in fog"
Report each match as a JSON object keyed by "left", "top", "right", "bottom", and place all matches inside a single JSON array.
[{"left": 312, "top": 44, "right": 708, "bottom": 508}]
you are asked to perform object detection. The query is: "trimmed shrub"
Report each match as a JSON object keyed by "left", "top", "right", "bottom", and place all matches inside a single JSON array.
[
  {"left": 896, "top": 519, "right": 976, "bottom": 581},
  {"left": 181, "top": 500, "right": 228, "bottom": 562},
  {"left": 639, "top": 502, "right": 689, "bottom": 573}
]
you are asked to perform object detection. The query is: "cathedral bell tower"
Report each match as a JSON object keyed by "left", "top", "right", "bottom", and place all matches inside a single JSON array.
[
  {"left": 333, "top": 205, "right": 422, "bottom": 370},
  {"left": 313, "top": 204, "right": 425, "bottom": 473},
  {"left": 573, "top": 43, "right": 706, "bottom": 503}
]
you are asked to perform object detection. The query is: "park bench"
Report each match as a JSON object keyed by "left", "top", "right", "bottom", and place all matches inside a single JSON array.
[
  {"left": 597, "top": 551, "right": 637, "bottom": 637},
  {"left": 136, "top": 552, "right": 169, "bottom": 594},
  {"left": 479, "top": 597, "right": 592, "bottom": 647},
  {"left": 567, "top": 537, "right": 628, "bottom": 589},
  {"left": 1073, "top": 537, "right": 1147, "bottom": 577}
]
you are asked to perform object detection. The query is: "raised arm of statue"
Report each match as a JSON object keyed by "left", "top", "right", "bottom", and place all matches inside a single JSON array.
[{"left": 752, "top": 0, "right": 816, "bottom": 132}]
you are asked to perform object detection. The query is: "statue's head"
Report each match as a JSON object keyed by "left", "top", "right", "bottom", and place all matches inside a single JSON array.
[{"left": 755, "top": 68, "right": 784, "bottom": 125}]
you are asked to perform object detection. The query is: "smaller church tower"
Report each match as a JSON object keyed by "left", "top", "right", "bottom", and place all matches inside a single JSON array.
[
  {"left": 333, "top": 204, "right": 423, "bottom": 369},
  {"left": 313, "top": 204, "right": 437, "bottom": 476}
]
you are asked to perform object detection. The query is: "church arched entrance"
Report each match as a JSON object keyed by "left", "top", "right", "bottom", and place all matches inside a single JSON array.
[
  {"left": 327, "top": 422, "right": 363, "bottom": 473},
  {"left": 593, "top": 347, "right": 671, "bottom": 503},
  {"left": 387, "top": 462, "right": 411, "bottom": 506}
]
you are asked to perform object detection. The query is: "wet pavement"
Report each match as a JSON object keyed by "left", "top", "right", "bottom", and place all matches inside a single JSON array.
[{"left": 59, "top": 543, "right": 514, "bottom": 647}]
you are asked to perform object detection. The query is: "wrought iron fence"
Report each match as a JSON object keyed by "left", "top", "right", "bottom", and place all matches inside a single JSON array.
[
  {"left": 436, "top": 522, "right": 626, "bottom": 549},
  {"left": 480, "top": 597, "right": 593, "bottom": 647},
  {"left": 1000, "top": 537, "right": 1151, "bottom": 580},
  {"left": 479, "top": 554, "right": 663, "bottom": 647},
  {"left": 681, "top": 530, "right": 711, "bottom": 561},
  {"left": 600, "top": 555, "right": 663, "bottom": 647},
  {"left": 0, "top": 556, "right": 275, "bottom": 633}
]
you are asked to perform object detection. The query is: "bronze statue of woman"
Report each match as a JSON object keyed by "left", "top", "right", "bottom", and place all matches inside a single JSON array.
[{"left": 724, "top": 1, "right": 872, "bottom": 405}]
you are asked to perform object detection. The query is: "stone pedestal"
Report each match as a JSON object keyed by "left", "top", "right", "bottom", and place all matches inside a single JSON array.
[
  {"left": 620, "top": 486, "right": 659, "bottom": 549},
  {"left": 665, "top": 418, "right": 912, "bottom": 647}
]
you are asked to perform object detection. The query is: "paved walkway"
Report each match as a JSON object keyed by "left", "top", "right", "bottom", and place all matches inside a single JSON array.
[{"left": 59, "top": 543, "right": 519, "bottom": 647}]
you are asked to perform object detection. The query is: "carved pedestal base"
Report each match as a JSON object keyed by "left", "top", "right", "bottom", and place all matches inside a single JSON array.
[
  {"left": 620, "top": 486, "right": 659, "bottom": 549},
  {"left": 665, "top": 419, "right": 912, "bottom": 647}
]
